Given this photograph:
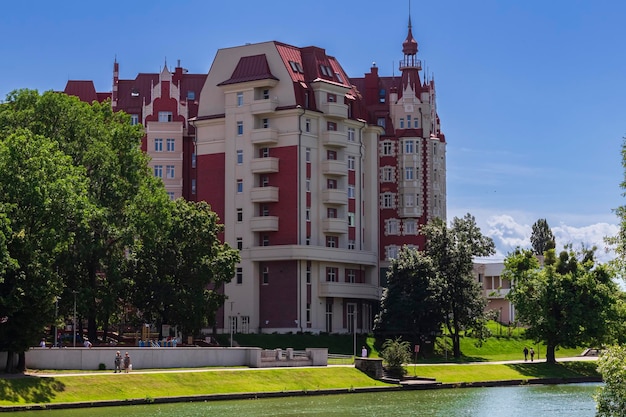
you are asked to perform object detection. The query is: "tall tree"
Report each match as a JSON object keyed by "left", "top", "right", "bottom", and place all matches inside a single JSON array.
[
  {"left": 0, "top": 90, "right": 151, "bottom": 344},
  {"left": 421, "top": 214, "right": 496, "bottom": 358},
  {"left": 530, "top": 218, "right": 556, "bottom": 256},
  {"left": 607, "top": 136, "right": 626, "bottom": 281},
  {"left": 595, "top": 345, "right": 626, "bottom": 416},
  {"left": 504, "top": 247, "right": 619, "bottom": 364},
  {"left": 374, "top": 247, "right": 443, "bottom": 351},
  {"left": 0, "top": 129, "right": 90, "bottom": 371}
]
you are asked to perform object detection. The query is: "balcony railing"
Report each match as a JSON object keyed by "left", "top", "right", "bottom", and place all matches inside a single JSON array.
[
  {"left": 250, "top": 128, "right": 278, "bottom": 145},
  {"left": 321, "top": 159, "right": 347, "bottom": 176},
  {"left": 484, "top": 288, "right": 511, "bottom": 299},
  {"left": 251, "top": 157, "right": 279, "bottom": 174},
  {"left": 250, "top": 98, "right": 278, "bottom": 115},
  {"left": 321, "top": 130, "right": 348, "bottom": 147},
  {"left": 319, "top": 282, "right": 381, "bottom": 300},
  {"left": 322, "top": 218, "right": 348, "bottom": 234},
  {"left": 321, "top": 102, "right": 348, "bottom": 119},
  {"left": 250, "top": 216, "right": 279, "bottom": 232},
  {"left": 250, "top": 186, "right": 279, "bottom": 202},
  {"left": 322, "top": 189, "right": 347, "bottom": 205}
]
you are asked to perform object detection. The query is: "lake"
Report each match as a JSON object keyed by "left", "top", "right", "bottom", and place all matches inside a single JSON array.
[{"left": 7, "top": 383, "right": 601, "bottom": 416}]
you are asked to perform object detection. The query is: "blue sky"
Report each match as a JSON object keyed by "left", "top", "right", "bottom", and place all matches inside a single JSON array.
[{"left": 1, "top": 0, "right": 624, "bottom": 262}]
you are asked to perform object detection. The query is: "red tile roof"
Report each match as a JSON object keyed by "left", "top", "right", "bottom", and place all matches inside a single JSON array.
[
  {"left": 63, "top": 81, "right": 100, "bottom": 103},
  {"left": 218, "top": 54, "right": 278, "bottom": 86}
]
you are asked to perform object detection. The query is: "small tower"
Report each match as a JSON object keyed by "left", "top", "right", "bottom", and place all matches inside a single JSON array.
[{"left": 112, "top": 58, "right": 119, "bottom": 110}]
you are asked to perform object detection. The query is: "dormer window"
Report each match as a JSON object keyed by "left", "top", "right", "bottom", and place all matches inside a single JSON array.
[
  {"left": 131, "top": 89, "right": 139, "bottom": 97},
  {"left": 335, "top": 72, "right": 343, "bottom": 83},
  {"left": 320, "top": 65, "right": 333, "bottom": 77},
  {"left": 289, "top": 61, "right": 304, "bottom": 73},
  {"left": 187, "top": 91, "right": 195, "bottom": 100}
]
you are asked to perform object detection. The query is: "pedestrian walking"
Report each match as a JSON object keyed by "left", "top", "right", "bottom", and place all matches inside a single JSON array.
[
  {"left": 114, "top": 351, "right": 122, "bottom": 373},
  {"left": 530, "top": 347, "right": 535, "bottom": 362},
  {"left": 123, "top": 352, "right": 131, "bottom": 373},
  {"left": 523, "top": 346, "right": 528, "bottom": 361}
]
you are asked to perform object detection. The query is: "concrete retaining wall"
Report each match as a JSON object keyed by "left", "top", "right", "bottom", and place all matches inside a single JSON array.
[{"left": 2, "top": 347, "right": 328, "bottom": 371}]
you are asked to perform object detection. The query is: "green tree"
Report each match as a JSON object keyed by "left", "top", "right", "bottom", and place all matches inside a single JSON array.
[
  {"left": 504, "top": 248, "right": 619, "bottom": 364},
  {"left": 374, "top": 247, "right": 443, "bottom": 352},
  {"left": 0, "top": 89, "right": 151, "bottom": 344},
  {"left": 0, "top": 130, "right": 90, "bottom": 371},
  {"left": 421, "top": 214, "right": 495, "bottom": 359},
  {"left": 128, "top": 197, "right": 239, "bottom": 339},
  {"left": 607, "top": 136, "right": 626, "bottom": 282},
  {"left": 530, "top": 218, "right": 556, "bottom": 256},
  {"left": 595, "top": 345, "right": 626, "bottom": 417}
]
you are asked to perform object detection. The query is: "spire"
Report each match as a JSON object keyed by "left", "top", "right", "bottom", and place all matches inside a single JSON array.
[{"left": 402, "top": 13, "right": 418, "bottom": 56}]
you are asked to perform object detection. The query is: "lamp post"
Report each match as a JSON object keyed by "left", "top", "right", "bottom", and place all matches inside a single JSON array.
[{"left": 72, "top": 291, "right": 77, "bottom": 348}]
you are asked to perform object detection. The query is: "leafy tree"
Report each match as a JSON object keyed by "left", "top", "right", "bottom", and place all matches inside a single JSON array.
[
  {"left": 530, "top": 218, "right": 556, "bottom": 256},
  {"left": 380, "top": 337, "right": 411, "bottom": 377},
  {"left": 0, "top": 90, "right": 151, "bottom": 344},
  {"left": 595, "top": 345, "right": 626, "bottom": 417},
  {"left": 504, "top": 247, "right": 619, "bottom": 364},
  {"left": 606, "top": 136, "right": 626, "bottom": 281},
  {"left": 421, "top": 214, "right": 495, "bottom": 358},
  {"left": 374, "top": 247, "right": 443, "bottom": 351},
  {"left": 128, "top": 197, "right": 239, "bottom": 339},
  {"left": 0, "top": 130, "right": 90, "bottom": 371}
]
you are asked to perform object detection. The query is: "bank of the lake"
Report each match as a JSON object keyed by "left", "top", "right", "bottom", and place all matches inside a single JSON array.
[{"left": 0, "top": 360, "right": 601, "bottom": 412}]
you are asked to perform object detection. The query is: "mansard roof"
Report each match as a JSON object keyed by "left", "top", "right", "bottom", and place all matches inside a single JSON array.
[{"left": 218, "top": 54, "right": 278, "bottom": 86}]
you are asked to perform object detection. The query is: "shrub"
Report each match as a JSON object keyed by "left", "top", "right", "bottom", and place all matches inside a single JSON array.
[
  {"left": 98, "top": 363, "right": 106, "bottom": 371},
  {"left": 380, "top": 337, "right": 411, "bottom": 377}
]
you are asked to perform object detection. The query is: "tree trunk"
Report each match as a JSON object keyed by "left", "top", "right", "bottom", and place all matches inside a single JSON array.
[
  {"left": 545, "top": 343, "right": 556, "bottom": 364},
  {"left": 17, "top": 352, "right": 25, "bottom": 372},
  {"left": 4, "top": 351, "right": 14, "bottom": 373}
]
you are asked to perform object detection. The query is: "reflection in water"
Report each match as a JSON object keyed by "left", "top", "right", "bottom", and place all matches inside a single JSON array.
[{"left": 9, "top": 383, "right": 600, "bottom": 417}]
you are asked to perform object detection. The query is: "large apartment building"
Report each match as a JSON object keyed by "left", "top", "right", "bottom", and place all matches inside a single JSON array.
[
  {"left": 62, "top": 17, "right": 447, "bottom": 335},
  {"left": 352, "top": 17, "right": 447, "bottom": 280}
]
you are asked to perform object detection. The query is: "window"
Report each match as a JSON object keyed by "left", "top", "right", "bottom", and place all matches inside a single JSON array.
[
  {"left": 407, "top": 115, "right": 412, "bottom": 126},
  {"left": 237, "top": 180, "right": 243, "bottom": 193},
  {"left": 167, "top": 192, "right": 175, "bottom": 200},
  {"left": 261, "top": 235, "right": 270, "bottom": 246},
  {"left": 348, "top": 240, "right": 355, "bottom": 250},
  {"left": 237, "top": 237, "right": 243, "bottom": 250},
  {"left": 348, "top": 212, "right": 355, "bottom": 227},
  {"left": 382, "top": 193, "right": 393, "bottom": 208},
  {"left": 379, "top": 89, "right": 386, "bottom": 103},
  {"left": 327, "top": 208, "right": 337, "bottom": 218},
  {"left": 261, "top": 176, "right": 269, "bottom": 187},
  {"left": 387, "top": 246, "right": 399, "bottom": 260},
  {"left": 327, "top": 121, "right": 337, "bottom": 131},
  {"left": 327, "top": 93, "right": 336, "bottom": 102},
  {"left": 404, "top": 220, "right": 416, "bottom": 235},
  {"left": 382, "top": 166, "right": 393, "bottom": 182},
  {"left": 187, "top": 91, "right": 195, "bottom": 100},
  {"left": 154, "top": 165, "right": 163, "bottom": 178},
  {"left": 305, "top": 148, "right": 311, "bottom": 162},
  {"left": 326, "top": 236, "right": 338, "bottom": 248},
  {"left": 306, "top": 236, "right": 311, "bottom": 245},
  {"left": 155, "top": 138, "right": 163, "bottom": 152},
  {"left": 262, "top": 266, "right": 269, "bottom": 284},
  {"left": 131, "top": 89, "right": 139, "bottom": 97},
  {"left": 130, "top": 114, "right": 139, "bottom": 125},
  {"left": 288, "top": 61, "right": 303, "bottom": 73},
  {"left": 386, "top": 219, "right": 399, "bottom": 235},
  {"left": 405, "top": 140, "right": 414, "bottom": 154},
  {"left": 382, "top": 141, "right": 392, "bottom": 155},
  {"left": 158, "top": 111, "right": 173, "bottom": 122},
  {"left": 237, "top": 150, "right": 243, "bottom": 164},
  {"left": 306, "top": 262, "right": 311, "bottom": 284},
  {"left": 377, "top": 117, "right": 386, "bottom": 128},
  {"left": 191, "top": 152, "right": 196, "bottom": 168},
  {"left": 166, "top": 165, "right": 175, "bottom": 179},
  {"left": 348, "top": 185, "right": 355, "bottom": 198},
  {"left": 306, "top": 178, "right": 311, "bottom": 192},
  {"left": 405, "top": 167, "right": 414, "bottom": 180},
  {"left": 237, "top": 121, "right": 243, "bottom": 135},
  {"left": 237, "top": 92, "right": 243, "bottom": 106},
  {"left": 327, "top": 150, "right": 337, "bottom": 160},
  {"left": 404, "top": 194, "right": 415, "bottom": 207},
  {"left": 400, "top": 118, "right": 404, "bottom": 128},
  {"left": 260, "top": 147, "right": 269, "bottom": 158},
  {"left": 305, "top": 118, "right": 311, "bottom": 133},
  {"left": 335, "top": 72, "right": 344, "bottom": 83},
  {"left": 326, "top": 267, "right": 338, "bottom": 282},
  {"left": 166, "top": 138, "right": 175, "bottom": 152},
  {"left": 306, "top": 208, "right": 311, "bottom": 222},
  {"left": 347, "top": 156, "right": 355, "bottom": 170},
  {"left": 327, "top": 179, "right": 337, "bottom": 189},
  {"left": 259, "top": 204, "right": 269, "bottom": 216},
  {"left": 191, "top": 178, "right": 196, "bottom": 195},
  {"left": 262, "top": 89, "right": 270, "bottom": 99},
  {"left": 414, "top": 118, "right": 419, "bottom": 128},
  {"left": 262, "top": 118, "right": 269, "bottom": 129},
  {"left": 236, "top": 267, "right": 243, "bottom": 284},
  {"left": 347, "top": 127, "right": 355, "bottom": 142},
  {"left": 346, "top": 269, "right": 356, "bottom": 283},
  {"left": 306, "top": 304, "right": 311, "bottom": 323},
  {"left": 237, "top": 209, "right": 243, "bottom": 222}
]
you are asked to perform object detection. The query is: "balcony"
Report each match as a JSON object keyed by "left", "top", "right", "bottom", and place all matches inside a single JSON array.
[
  {"left": 321, "top": 159, "right": 347, "bottom": 176},
  {"left": 321, "top": 102, "right": 348, "bottom": 119},
  {"left": 322, "top": 189, "right": 347, "bottom": 205},
  {"left": 322, "top": 218, "right": 348, "bottom": 234},
  {"left": 250, "top": 186, "right": 279, "bottom": 202},
  {"left": 321, "top": 130, "right": 348, "bottom": 147},
  {"left": 319, "top": 282, "right": 381, "bottom": 301},
  {"left": 484, "top": 288, "right": 510, "bottom": 299},
  {"left": 250, "top": 98, "right": 279, "bottom": 115},
  {"left": 250, "top": 216, "right": 279, "bottom": 232},
  {"left": 250, "top": 128, "right": 278, "bottom": 145},
  {"left": 397, "top": 206, "right": 421, "bottom": 218},
  {"left": 251, "top": 157, "right": 279, "bottom": 174}
]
